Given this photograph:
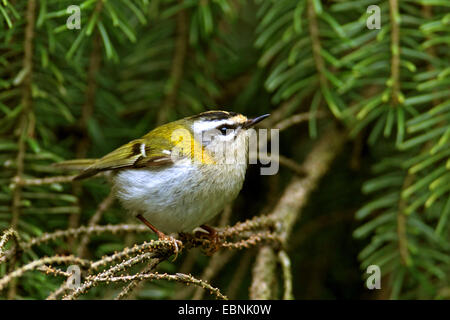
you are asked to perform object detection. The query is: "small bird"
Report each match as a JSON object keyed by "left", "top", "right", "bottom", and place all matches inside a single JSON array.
[{"left": 55, "top": 110, "right": 269, "bottom": 249}]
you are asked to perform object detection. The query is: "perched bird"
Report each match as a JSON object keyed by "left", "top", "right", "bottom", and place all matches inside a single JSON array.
[{"left": 55, "top": 110, "right": 269, "bottom": 249}]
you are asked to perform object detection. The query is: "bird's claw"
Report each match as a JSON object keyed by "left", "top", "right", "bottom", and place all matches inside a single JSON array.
[
  {"left": 159, "top": 235, "right": 182, "bottom": 261},
  {"left": 195, "top": 225, "right": 220, "bottom": 255}
]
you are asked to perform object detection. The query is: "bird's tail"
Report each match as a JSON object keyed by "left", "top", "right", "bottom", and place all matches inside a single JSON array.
[{"left": 52, "top": 159, "right": 97, "bottom": 171}]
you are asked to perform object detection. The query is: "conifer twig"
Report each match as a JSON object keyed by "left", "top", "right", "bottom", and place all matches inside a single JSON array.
[
  {"left": 273, "top": 111, "right": 327, "bottom": 131},
  {"left": 114, "top": 257, "right": 164, "bottom": 300},
  {"left": 97, "top": 273, "right": 227, "bottom": 300},
  {"left": 12, "top": 175, "right": 78, "bottom": 186},
  {"left": 0, "top": 256, "right": 91, "bottom": 291}
]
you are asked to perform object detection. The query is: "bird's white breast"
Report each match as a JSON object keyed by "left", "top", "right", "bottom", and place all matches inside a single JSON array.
[{"left": 112, "top": 159, "right": 247, "bottom": 233}]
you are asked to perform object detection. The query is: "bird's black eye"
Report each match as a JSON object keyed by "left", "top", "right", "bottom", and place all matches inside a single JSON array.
[
  {"left": 217, "top": 124, "right": 235, "bottom": 136},
  {"left": 219, "top": 126, "right": 229, "bottom": 135}
]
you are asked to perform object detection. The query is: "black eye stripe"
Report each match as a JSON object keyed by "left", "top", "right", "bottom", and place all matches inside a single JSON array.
[
  {"left": 217, "top": 124, "right": 238, "bottom": 131},
  {"left": 216, "top": 124, "right": 239, "bottom": 136}
]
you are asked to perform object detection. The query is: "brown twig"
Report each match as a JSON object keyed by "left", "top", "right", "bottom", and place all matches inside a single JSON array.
[
  {"left": 269, "top": 126, "right": 346, "bottom": 244},
  {"left": 307, "top": 0, "right": 328, "bottom": 90},
  {"left": 256, "top": 154, "right": 306, "bottom": 176},
  {"left": 278, "top": 250, "right": 293, "bottom": 300},
  {"left": 249, "top": 246, "right": 277, "bottom": 299},
  {"left": 8, "top": 0, "right": 36, "bottom": 299},
  {"left": 12, "top": 175, "right": 77, "bottom": 186},
  {"left": 70, "top": 11, "right": 104, "bottom": 239},
  {"left": 273, "top": 111, "right": 327, "bottom": 131},
  {"left": 250, "top": 126, "right": 347, "bottom": 299}
]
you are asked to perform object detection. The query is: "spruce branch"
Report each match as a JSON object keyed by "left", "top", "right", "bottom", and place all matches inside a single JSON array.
[
  {"left": 94, "top": 272, "right": 227, "bottom": 300},
  {"left": 37, "top": 265, "right": 73, "bottom": 278},
  {"left": 114, "top": 257, "right": 164, "bottom": 300},
  {"left": 1, "top": 224, "right": 150, "bottom": 262},
  {"left": 0, "top": 228, "right": 21, "bottom": 259},
  {"left": 89, "top": 239, "right": 177, "bottom": 271},
  {"left": 0, "top": 255, "right": 91, "bottom": 292},
  {"left": 63, "top": 252, "right": 159, "bottom": 300},
  {"left": 46, "top": 282, "right": 72, "bottom": 300}
]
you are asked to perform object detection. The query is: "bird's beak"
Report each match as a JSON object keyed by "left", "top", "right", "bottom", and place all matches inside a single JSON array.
[{"left": 243, "top": 114, "right": 270, "bottom": 129}]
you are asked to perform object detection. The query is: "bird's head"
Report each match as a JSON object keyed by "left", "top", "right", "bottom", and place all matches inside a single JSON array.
[{"left": 183, "top": 110, "right": 270, "bottom": 164}]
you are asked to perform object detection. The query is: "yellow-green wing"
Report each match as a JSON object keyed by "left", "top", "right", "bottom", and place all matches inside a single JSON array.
[
  {"left": 74, "top": 136, "right": 174, "bottom": 180},
  {"left": 70, "top": 119, "right": 192, "bottom": 180}
]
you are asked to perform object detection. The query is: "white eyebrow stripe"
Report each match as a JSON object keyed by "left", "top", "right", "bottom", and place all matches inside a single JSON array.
[
  {"left": 162, "top": 150, "right": 171, "bottom": 155},
  {"left": 192, "top": 119, "right": 233, "bottom": 133},
  {"left": 140, "top": 143, "right": 147, "bottom": 157}
]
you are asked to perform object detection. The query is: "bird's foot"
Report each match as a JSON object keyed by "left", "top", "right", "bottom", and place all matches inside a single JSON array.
[
  {"left": 158, "top": 234, "right": 181, "bottom": 261},
  {"left": 136, "top": 214, "right": 181, "bottom": 261},
  {"left": 195, "top": 225, "right": 220, "bottom": 255}
]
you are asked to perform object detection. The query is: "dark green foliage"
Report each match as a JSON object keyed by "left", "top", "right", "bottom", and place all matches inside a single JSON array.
[{"left": 0, "top": 0, "right": 449, "bottom": 299}]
